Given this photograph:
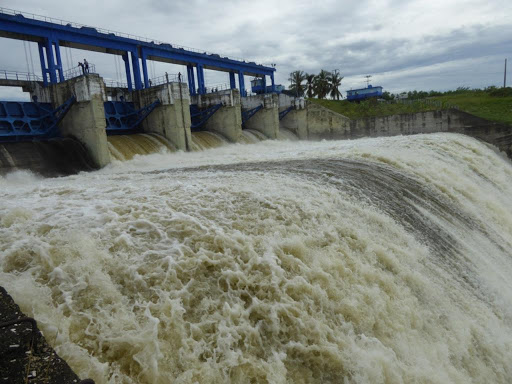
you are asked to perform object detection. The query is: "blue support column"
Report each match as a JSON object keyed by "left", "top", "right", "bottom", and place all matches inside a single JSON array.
[
  {"left": 229, "top": 72, "right": 236, "bottom": 89},
  {"left": 141, "top": 49, "right": 149, "bottom": 88},
  {"left": 238, "top": 70, "right": 246, "bottom": 97},
  {"left": 44, "top": 38, "right": 57, "bottom": 84},
  {"left": 53, "top": 40, "right": 65, "bottom": 82},
  {"left": 262, "top": 76, "right": 267, "bottom": 94},
  {"left": 122, "top": 53, "right": 133, "bottom": 91},
  {"left": 271, "top": 73, "right": 275, "bottom": 92},
  {"left": 131, "top": 50, "right": 143, "bottom": 90},
  {"left": 38, "top": 42, "right": 48, "bottom": 86},
  {"left": 196, "top": 64, "right": 206, "bottom": 95},
  {"left": 187, "top": 65, "right": 196, "bottom": 95}
]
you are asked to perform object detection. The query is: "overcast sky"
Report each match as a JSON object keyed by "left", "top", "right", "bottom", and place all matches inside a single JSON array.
[{"left": 0, "top": 0, "right": 511, "bottom": 100}]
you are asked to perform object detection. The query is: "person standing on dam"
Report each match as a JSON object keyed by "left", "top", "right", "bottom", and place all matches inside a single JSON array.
[
  {"left": 78, "top": 61, "right": 84, "bottom": 74},
  {"left": 84, "top": 58, "right": 89, "bottom": 74}
]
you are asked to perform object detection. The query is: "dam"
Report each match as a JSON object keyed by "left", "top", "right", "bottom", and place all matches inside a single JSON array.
[{"left": 1, "top": 7, "right": 512, "bottom": 384}]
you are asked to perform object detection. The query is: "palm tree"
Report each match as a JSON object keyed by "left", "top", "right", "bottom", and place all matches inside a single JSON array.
[
  {"left": 305, "top": 73, "right": 315, "bottom": 98},
  {"left": 329, "top": 70, "right": 344, "bottom": 100},
  {"left": 288, "top": 70, "right": 306, "bottom": 97},
  {"left": 313, "top": 70, "right": 331, "bottom": 99}
]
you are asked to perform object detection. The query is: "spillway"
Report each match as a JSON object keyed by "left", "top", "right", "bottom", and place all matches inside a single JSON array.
[
  {"left": 1, "top": 133, "right": 512, "bottom": 383},
  {"left": 190, "top": 131, "right": 230, "bottom": 151},
  {"left": 0, "top": 138, "right": 96, "bottom": 177},
  {"left": 107, "top": 133, "right": 176, "bottom": 161}
]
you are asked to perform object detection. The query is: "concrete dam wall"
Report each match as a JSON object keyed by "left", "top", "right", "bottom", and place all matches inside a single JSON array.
[{"left": 1, "top": 73, "right": 511, "bottom": 176}]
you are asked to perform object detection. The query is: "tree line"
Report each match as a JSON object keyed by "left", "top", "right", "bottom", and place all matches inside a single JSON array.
[{"left": 286, "top": 70, "right": 344, "bottom": 99}]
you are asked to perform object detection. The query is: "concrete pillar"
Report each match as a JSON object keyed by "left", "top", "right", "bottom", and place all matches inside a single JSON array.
[
  {"left": 195, "top": 89, "right": 243, "bottom": 142},
  {"left": 122, "top": 53, "right": 133, "bottom": 91},
  {"left": 241, "top": 94, "right": 280, "bottom": 139},
  {"left": 134, "top": 81, "right": 192, "bottom": 151},
  {"left": 48, "top": 74, "right": 111, "bottom": 168}
]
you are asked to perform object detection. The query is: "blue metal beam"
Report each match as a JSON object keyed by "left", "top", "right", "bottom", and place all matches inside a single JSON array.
[
  {"left": 0, "top": 11, "right": 276, "bottom": 82},
  {"left": 238, "top": 71, "right": 246, "bottom": 97},
  {"left": 130, "top": 50, "right": 142, "bottom": 90},
  {"left": 229, "top": 72, "right": 236, "bottom": 89},
  {"left": 37, "top": 42, "right": 48, "bottom": 86},
  {"left": 141, "top": 48, "right": 149, "bottom": 89},
  {"left": 187, "top": 65, "right": 196, "bottom": 96},
  {"left": 271, "top": 73, "right": 275, "bottom": 92},
  {"left": 122, "top": 52, "right": 132, "bottom": 91},
  {"left": 197, "top": 64, "right": 206, "bottom": 95}
]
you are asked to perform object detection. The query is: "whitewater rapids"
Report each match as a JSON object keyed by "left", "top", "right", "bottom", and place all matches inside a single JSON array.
[{"left": 1, "top": 133, "right": 512, "bottom": 383}]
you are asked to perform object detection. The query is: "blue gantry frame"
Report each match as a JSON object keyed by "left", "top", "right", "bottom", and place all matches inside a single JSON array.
[{"left": 0, "top": 9, "right": 276, "bottom": 97}]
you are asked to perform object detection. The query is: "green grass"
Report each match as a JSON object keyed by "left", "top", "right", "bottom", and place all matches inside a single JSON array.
[
  {"left": 430, "top": 92, "right": 512, "bottom": 125},
  {"left": 310, "top": 98, "right": 438, "bottom": 120},
  {"left": 310, "top": 90, "right": 512, "bottom": 125}
]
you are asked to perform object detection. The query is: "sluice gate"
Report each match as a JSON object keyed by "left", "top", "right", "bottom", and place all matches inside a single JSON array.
[
  {"left": 190, "top": 103, "right": 222, "bottom": 131},
  {"left": 104, "top": 100, "right": 160, "bottom": 135},
  {"left": 0, "top": 96, "right": 75, "bottom": 141}
]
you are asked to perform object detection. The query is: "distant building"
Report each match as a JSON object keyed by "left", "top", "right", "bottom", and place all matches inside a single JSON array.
[
  {"left": 397, "top": 92, "right": 408, "bottom": 100},
  {"left": 346, "top": 85, "right": 383, "bottom": 101},
  {"left": 251, "top": 79, "right": 284, "bottom": 94}
]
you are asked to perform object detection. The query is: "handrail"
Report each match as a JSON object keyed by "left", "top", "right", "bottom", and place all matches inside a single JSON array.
[
  {"left": 62, "top": 63, "right": 96, "bottom": 80},
  {"left": 204, "top": 83, "right": 231, "bottom": 93},
  {"left": 148, "top": 73, "right": 180, "bottom": 87},
  {"left": 104, "top": 79, "right": 128, "bottom": 88},
  {"left": 0, "top": 69, "right": 42, "bottom": 81},
  {"left": 0, "top": 7, "right": 273, "bottom": 67}
]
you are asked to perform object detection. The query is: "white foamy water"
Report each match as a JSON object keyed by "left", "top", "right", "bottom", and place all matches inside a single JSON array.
[{"left": 1, "top": 133, "right": 512, "bottom": 383}]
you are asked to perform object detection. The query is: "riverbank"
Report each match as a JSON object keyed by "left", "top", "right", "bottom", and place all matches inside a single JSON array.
[{"left": 0, "top": 286, "right": 82, "bottom": 384}]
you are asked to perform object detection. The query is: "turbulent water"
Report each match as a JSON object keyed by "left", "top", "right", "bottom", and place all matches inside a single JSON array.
[{"left": 1, "top": 133, "right": 512, "bottom": 383}]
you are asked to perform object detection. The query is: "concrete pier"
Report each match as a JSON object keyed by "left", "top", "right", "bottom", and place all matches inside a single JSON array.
[
  {"left": 134, "top": 82, "right": 192, "bottom": 151},
  {"left": 242, "top": 94, "right": 280, "bottom": 139},
  {"left": 32, "top": 74, "right": 111, "bottom": 168},
  {"left": 278, "top": 95, "right": 307, "bottom": 139},
  {"left": 192, "top": 89, "right": 243, "bottom": 142}
]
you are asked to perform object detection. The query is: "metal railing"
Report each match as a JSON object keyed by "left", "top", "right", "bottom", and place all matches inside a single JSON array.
[
  {"left": 104, "top": 79, "right": 128, "bottom": 88},
  {"left": 204, "top": 83, "right": 231, "bottom": 93},
  {"left": 62, "top": 63, "right": 96, "bottom": 80},
  {"left": 0, "top": 7, "right": 272, "bottom": 67},
  {"left": 0, "top": 69, "right": 42, "bottom": 82},
  {"left": 148, "top": 73, "right": 180, "bottom": 87}
]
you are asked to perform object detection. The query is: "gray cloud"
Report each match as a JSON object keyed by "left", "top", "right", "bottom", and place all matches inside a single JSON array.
[{"left": 0, "top": 0, "right": 510, "bottom": 100}]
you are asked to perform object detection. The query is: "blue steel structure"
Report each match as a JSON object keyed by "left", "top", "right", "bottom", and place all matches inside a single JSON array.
[
  {"left": 0, "top": 96, "right": 75, "bottom": 141},
  {"left": 104, "top": 100, "right": 161, "bottom": 134},
  {"left": 242, "top": 105, "right": 263, "bottom": 127},
  {"left": 278, "top": 106, "right": 294, "bottom": 120},
  {"left": 190, "top": 104, "right": 223, "bottom": 131},
  {"left": 0, "top": 8, "right": 277, "bottom": 97},
  {"left": 346, "top": 85, "right": 383, "bottom": 102},
  {"left": 251, "top": 79, "right": 284, "bottom": 95}
]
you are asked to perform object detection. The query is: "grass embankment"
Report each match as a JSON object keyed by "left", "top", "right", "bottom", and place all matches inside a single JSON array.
[
  {"left": 431, "top": 92, "right": 512, "bottom": 125},
  {"left": 310, "top": 89, "right": 512, "bottom": 125}
]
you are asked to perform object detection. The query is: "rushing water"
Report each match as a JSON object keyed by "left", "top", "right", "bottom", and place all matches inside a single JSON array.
[{"left": 1, "top": 133, "right": 512, "bottom": 383}]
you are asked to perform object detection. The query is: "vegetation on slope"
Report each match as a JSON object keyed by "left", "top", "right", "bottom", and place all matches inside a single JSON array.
[{"left": 309, "top": 88, "right": 512, "bottom": 125}]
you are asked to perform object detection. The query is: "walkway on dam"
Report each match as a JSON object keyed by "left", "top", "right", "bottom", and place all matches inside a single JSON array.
[{"left": 0, "top": 7, "right": 276, "bottom": 96}]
